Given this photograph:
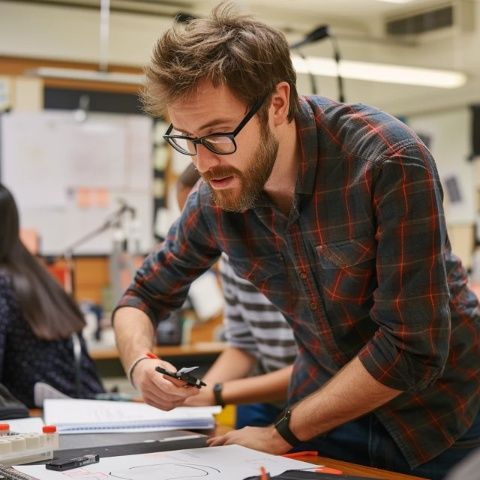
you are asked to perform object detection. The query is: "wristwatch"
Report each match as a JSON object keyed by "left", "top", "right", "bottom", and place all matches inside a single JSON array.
[
  {"left": 213, "top": 383, "right": 225, "bottom": 407},
  {"left": 274, "top": 409, "right": 301, "bottom": 447}
]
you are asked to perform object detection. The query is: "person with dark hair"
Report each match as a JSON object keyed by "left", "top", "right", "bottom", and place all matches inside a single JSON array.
[
  {"left": 0, "top": 184, "right": 104, "bottom": 407},
  {"left": 113, "top": 4, "right": 480, "bottom": 479},
  {"left": 177, "top": 164, "right": 297, "bottom": 428}
]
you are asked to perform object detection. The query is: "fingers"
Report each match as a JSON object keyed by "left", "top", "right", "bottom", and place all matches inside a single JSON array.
[
  {"left": 135, "top": 359, "right": 200, "bottom": 411},
  {"left": 207, "top": 434, "right": 228, "bottom": 447}
]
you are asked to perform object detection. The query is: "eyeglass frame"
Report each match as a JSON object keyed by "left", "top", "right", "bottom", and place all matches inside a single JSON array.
[{"left": 163, "top": 95, "right": 268, "bottom": 156}]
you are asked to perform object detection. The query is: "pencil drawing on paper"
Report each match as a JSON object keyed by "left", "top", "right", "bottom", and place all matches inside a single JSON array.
[{"left": 108, "top": 462, "right": 222, "bottom": 479}]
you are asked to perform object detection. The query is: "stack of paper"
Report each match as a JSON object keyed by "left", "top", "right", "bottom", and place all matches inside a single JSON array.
[
  {"left": 44, "top": 399, "right": 220, "bottom": 434},
  {"left": 16, "top": 445, "right": 315, "bottom": 480}
]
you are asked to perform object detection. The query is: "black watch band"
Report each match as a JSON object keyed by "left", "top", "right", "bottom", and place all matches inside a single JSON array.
[
  {"left": 274, "top": 409, "right": 301, "bottom": 446},
  {"left": 213, "top": 383, "right": 225, "bottom": 407}
]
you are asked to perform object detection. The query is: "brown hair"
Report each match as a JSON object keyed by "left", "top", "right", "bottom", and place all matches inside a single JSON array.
[{"left": 142, "top": 2, "right": 299, "bottom": 122}]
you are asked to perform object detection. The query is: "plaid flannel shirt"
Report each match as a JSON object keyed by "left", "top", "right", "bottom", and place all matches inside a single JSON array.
[{"left": 116, "top": 96, "right": 480, "bottom": 468}]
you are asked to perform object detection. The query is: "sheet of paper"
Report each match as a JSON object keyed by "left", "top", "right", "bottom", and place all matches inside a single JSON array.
[
  {"left": 16, "top": 444, "right": 314, "bottom": 479},
  {"left": 44, "top": 399, "right": 220, "bottom": 433}
]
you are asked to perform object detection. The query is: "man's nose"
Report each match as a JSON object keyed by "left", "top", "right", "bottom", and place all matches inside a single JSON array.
[{"left": 193, "top": 144, "right": 220, "bottom": 174}]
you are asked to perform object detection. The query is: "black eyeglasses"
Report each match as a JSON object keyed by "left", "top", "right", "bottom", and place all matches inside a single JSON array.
[{"left": 163, "top": 95, "right": 267, "bottom": 156}]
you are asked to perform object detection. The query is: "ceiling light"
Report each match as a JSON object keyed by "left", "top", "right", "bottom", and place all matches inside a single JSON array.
[
  {"left": 27, "top": 67, "right": 144, "bottom": 85},
  {"left": 28, "top": 57, "right": 466, "bottom": 90},
  {"left": 292, "top": 55, "right": 466, "bottom": 88},
  {"left": 376, "top": 0, "right": 415, "bottom": 4}
]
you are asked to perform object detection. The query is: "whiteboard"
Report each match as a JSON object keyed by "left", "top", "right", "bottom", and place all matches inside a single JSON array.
[{"left": 1, "top": 111, "right": 154, "bottom": 255}]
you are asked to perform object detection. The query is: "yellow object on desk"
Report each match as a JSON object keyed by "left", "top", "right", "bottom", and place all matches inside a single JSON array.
[{"left": 214, "top": 404, "right": 236, "bottom": 428}]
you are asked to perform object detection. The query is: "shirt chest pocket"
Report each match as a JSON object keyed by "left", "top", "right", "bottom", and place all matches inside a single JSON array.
[
  {"left": 315, "top": 237, "right": 377, "bottom": 305},
  {"left": 315, "top": 237, "right": 377, "bottom": 273},
  {"left": 227, "top": 253, "right": 287, "bottom": 298}
]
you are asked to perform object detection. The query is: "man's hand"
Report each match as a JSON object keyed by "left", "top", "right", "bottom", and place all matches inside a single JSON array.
[
  {"left": 132, "top": 358, "right": 200, "bottom": 410},
  {"left": 206, "top": 425, "right": 292, "bottom": 454}
]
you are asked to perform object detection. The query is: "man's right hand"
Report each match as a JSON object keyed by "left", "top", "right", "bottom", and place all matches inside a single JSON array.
[{"left": 132, "top": 358, "right": 200, "bottom": 410}]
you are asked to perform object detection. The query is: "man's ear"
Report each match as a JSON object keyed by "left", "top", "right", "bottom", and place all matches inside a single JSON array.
[{"left": 270, "top": 82, "right": 291, "bottom": 127}]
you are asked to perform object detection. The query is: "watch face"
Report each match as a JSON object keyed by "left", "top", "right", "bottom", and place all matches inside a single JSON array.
[{"left": 276, "top": 409, "right": 291, "bottom": 426}]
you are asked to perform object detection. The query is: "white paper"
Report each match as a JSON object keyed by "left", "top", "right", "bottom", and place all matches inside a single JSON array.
[
  {"left": 44, "top": 399, "right": 220, "bottom": 433},
  {"left": 16, "top": 444, "right": 314, "bottom": 479}
]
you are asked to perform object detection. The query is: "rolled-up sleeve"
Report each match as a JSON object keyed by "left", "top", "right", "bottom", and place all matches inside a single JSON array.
[{"left": 358, "top": 143, "right": 451, "bottom": 391}]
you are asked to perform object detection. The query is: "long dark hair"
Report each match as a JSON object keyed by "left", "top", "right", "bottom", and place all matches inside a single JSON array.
[{"left": 0, "top": 184, "right": 85, "bottom": 340}]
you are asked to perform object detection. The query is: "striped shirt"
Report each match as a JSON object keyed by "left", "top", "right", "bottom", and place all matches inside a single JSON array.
[
  {"left": 116, "top": 95, "right": 480, "bottom": 468},
  {"left": 220, "top": 255, "right": 297, "bottom": 373}
]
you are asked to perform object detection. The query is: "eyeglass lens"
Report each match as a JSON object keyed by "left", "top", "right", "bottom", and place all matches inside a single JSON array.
[{"left": 169, "top": 135, "right": 236, "bottom": 155}]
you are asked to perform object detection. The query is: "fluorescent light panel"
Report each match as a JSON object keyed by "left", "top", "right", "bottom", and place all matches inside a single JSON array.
[
  {"left": 29, "top": 67, "right": 144, "bottom": 85},
  {"left": 292, "top": 55, "right": 466, "bottom": 88},
  {"left": 30, "top": 60, "right": 466, "bottom": 90},
  {"left": 376, "top": 0, "right": 415, "bottom": 3}
]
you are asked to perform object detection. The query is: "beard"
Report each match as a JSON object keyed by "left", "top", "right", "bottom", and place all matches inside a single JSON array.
[{"left": 201, "top": 127, "right": 279, "bottom": 212}]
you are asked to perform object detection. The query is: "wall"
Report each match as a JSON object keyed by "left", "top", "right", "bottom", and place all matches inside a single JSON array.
[{"left": 408, "top": 107, "right": 475, "bottom": 268}]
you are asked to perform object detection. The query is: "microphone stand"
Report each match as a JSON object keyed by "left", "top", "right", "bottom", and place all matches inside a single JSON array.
[
  {"left": 290, "top": 25, "right": 346, "bottom": 102},
  {"left": 58, "top": 204, "right": 132, "bottom": 297},
  {"left": 329, "top": 33, "right": 345, "bottom": 103},
  {"left": 296, "top": 49, "right": 318, "bottom": 95}
]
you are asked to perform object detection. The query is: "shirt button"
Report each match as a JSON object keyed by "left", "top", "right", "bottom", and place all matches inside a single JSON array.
[
  {"left": 299, "top": 271, "right": 307, "bottom": 280},
  {"left": 309, "top": 301, "right": 318, "bottom": 310}
]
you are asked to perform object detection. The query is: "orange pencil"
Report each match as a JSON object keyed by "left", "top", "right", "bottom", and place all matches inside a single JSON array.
[{"left": 282, "top": 450, "right": 317, "bottom": 459}]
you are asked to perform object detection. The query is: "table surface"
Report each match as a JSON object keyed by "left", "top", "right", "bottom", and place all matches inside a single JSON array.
[
  {"left": 297, "top": 454, "right": 427, "bottom": 479},
  {"left": 27, "top": 410, "right": 427, "bottom": 479},
  {"left": 90, "top": 341, "right": 227, "bottom": 360},
  {"left": 211, "top": 426, "right": 427, "bottom": 479}
]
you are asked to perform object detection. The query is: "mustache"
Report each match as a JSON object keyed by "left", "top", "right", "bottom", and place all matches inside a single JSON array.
[{"left": 202, "top": 166, "right": 241, "bottom": 181}]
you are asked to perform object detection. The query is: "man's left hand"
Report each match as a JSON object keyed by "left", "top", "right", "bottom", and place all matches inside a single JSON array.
[{"left": 207, "top": 426, "right": 292, "bottom": 454}]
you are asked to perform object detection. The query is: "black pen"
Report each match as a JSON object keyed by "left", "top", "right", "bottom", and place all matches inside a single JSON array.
[{"left": 46, "top": 454, "right": 100, "bottom": 471}]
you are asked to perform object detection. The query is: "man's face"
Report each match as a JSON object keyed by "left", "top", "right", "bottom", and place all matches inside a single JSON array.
[{"left": 167, "top": 82, "right": 278, "bottom": 212}]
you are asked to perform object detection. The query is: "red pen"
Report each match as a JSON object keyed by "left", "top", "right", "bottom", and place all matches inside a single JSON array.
[
  {"left": 282, "top": 450, "right": 318, "bottom": 459},
  {"left": 146, "top": 352, "right": 158, "bottom": 359}
]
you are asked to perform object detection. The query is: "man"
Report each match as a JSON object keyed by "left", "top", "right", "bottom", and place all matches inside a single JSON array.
[
  {"left": 113, "top": 4, "right": 480, "bottom": 479},
  {"left": 176, "top": 164, "right": 298, "bottom": 428}
]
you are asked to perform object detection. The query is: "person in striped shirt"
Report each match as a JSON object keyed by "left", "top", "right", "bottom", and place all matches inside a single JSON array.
[
  {"left": 177, "top": 164, "right": 297, "bottom": 428},
  {"left": 112, "top": 5, "right": 480, "bottom": 479}
]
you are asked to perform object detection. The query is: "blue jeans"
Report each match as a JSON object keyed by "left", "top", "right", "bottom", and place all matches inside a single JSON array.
[
  {"left": 293, "top": 413, "right": 480, "bottom": 480},
  {"left": 235, "top": 403, "right": 283, "bottom": 429}
]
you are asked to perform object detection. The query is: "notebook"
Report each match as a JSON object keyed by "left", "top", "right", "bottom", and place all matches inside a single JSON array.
[{"left": 43, "top": 399, "right": 220, "bottom": 434}]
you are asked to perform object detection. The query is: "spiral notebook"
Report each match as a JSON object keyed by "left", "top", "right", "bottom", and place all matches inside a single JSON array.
[{"left": 43, "top": 399, "right": 220, "bottom": 434}]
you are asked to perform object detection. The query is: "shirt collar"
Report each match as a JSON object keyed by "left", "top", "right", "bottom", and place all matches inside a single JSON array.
[
  {"left": 294, "top": 96, "right": 320, "bottom": 196},
  {"left": 252, "top": 95, "right": 320, "bottom": 209}
]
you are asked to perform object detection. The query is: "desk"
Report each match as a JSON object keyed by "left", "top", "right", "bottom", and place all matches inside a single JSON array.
[
  {"left": 90, "top": 342, "right": 226, "bottom": 378},
  {"left": 210, "top": 426, "right": 426, "bottom": 479},
  {"left": 297, "top": 454, "right": 427, "bottom": 479},
  {"left": 27, "top": 413, "right": 425, "bottom": 479}
]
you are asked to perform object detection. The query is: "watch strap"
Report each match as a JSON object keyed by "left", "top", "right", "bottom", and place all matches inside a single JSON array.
[
  {"left": 274, "top": 409, "right": 301, "bottom": 446},
  {"left": 213, "top": 383, "right": 225, "bottom": 407}
]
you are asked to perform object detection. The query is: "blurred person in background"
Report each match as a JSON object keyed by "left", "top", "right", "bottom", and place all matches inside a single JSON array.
[{"left": 0, "top": 183, "right": 104, "bottom": 407}]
